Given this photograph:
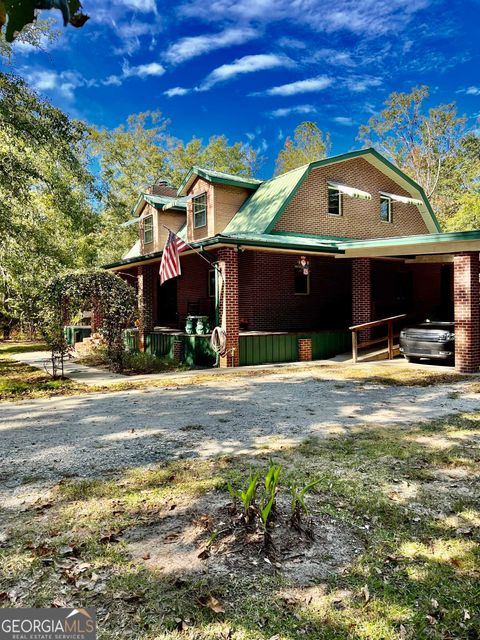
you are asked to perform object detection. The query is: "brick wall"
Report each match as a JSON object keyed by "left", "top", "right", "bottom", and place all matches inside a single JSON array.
[
  {"left": 139, "top": 202, "right": 185, "bottom": 255},
  {"left": 213, "top": 184, "right": 251, "bottom": 235},
  {"left": 176, "top": 253, "right": 213, "bottom": 319},
  {"left": 238, "top": 250, "right": 352, "bottom": 331},
  {"left": 185, "top": 178, "right": 250, "bottom": 242},
  {"left": 454, "top": 252, "right": 480, "bottom": 373},
  {"left": 146, "top": 183, "right": 177, "bottom": 197},
  {"left": 274, "top": 157, "right": 430, "bottom": 239}
]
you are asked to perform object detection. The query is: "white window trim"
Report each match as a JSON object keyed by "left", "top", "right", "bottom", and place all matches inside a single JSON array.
[
  {"left": 193, "top": 192, "right": 207, "bottom": 229},
  {"left": 327, "top": 186, "right": 342, "bottom": 217},
  {"left": 143, "top": 214, "right": 153, "bottom": 244},
  {"left": 380, "top": 195, "right": 392, "bottom": 223}
]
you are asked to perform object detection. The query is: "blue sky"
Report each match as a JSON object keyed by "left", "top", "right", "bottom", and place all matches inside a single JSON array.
[{"left": 2, "top": 0, "right": 480, "bottom": 178}]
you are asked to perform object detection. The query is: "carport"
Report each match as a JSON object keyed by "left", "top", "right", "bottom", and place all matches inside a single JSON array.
[{"left": 339, "top": 230, "right": 480, "bottom": 373}]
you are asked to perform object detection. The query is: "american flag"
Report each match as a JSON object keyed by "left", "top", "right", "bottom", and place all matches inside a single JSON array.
[{"left": 159, "top": 230, "right": 189, "bottom": 285}]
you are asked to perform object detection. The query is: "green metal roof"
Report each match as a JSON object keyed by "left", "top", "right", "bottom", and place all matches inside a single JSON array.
[
  {"left": 178, "top": 166, "right": 262, "bottom": 195},
  {"left": 144, "top": 193, "right": 187, "bottom": 210},
  {"left": 223, "top": 164, "right": 308, "bottom": 235}
]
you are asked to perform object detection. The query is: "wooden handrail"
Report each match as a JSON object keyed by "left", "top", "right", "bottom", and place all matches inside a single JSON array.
[
  {"left": 350, "top": 313, "right": 407, "bottom": 363},
  {"left": 349, "top": 314, "right": 407, "bottom": 332}
]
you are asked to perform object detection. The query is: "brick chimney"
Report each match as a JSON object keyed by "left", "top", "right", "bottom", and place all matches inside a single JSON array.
[{"left": 145, "top": 180, "right": 177, "bottom": 198}]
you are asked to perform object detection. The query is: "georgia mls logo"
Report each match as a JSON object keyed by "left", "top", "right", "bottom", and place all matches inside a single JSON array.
[{"left": 0, "top": 607, "right": 96, "bottom": 640}]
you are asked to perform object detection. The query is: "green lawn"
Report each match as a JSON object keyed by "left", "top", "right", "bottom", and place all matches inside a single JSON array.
[{"left": 1, "top": 413, "right": 478, "bottom": 639}]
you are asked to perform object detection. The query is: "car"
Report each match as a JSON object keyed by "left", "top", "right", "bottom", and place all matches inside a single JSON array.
[{"left": 399, "top": 320, "right": 455, "bottom": 363}]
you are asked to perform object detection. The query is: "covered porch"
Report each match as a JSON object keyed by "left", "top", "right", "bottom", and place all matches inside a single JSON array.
[{"left": 108, "top": 230, "right": 480, "bottom": 373}]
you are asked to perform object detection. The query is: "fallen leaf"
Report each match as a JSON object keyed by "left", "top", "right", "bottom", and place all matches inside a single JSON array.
[
  {"left": 360, "top": 584, "right": 370, "bottom": 604},
  {"left": 51, "top": 598, "right": 67, "bottom": 608},
  {"left": 198, "top": 548, "right": 210, "bottom": 560},
  {"left": 198, "top": 594, "right": 225, "bottom": 614},
  {"left": 464, "top": 609, "right": 471, "bottom": 621},
  {"left": 142, "top": 553, "right": 151, "bottom": 560},
  {"left": 0, "top": 592, "right": 9, "bottom": 604}
]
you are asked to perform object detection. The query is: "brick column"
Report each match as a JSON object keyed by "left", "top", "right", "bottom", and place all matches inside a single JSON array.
[
  {"left": 217, "top": 247, "right": 239, "bottom": 367},
  {"left": 298, "top": 338, "right": 313, "bottom": 361},
  {"left": 352, "top": 258, "right": 373, "bottom": 341},
  {"left": 138, "top": 264, "right": 154, "bottom": 352},
  {"left": 454, "top": 252, "right": 480, "bottom": 373}
]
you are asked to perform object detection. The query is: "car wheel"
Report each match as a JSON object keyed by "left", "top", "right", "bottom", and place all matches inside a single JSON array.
[{"left": 405, "top": 356, "right": 419, "bottom": 364}]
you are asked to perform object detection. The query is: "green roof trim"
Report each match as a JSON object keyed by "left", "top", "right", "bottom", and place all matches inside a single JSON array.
[
  {"left": 177, "top": 166, "right": 262, "bottom": 195},
  {"left": 224, "top": 147, "right": 441, "bottom": 236},
  {"left": 144, "top": 193, "right": 187, "bottom": 210},
  {"left": 339, "top": 229, "right": 480, "bottom": 250},
  {"left": 223, "top": 164, "right": 308, "bottom": 235}
]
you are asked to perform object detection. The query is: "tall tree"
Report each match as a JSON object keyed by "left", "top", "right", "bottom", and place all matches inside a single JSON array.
[
  {"left": 275, "top": 122, "right": 331, "bottom": 175},
  {"left": 358, "top": 86, "right": 476, "bottom": 227},
  {"left": 90, "top": 113, "right": 259, "bottom": 263},
  {"left": 0, "top": 72, "right": 97, "bottom": 335}
]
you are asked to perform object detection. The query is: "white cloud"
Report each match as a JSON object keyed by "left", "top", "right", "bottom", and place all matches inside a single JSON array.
[
  {"left": 123, "top": 61, "right": 165, "bottom": 78},
  {"left": 116, "top": 0, "right": 157, "bottom": 12},
  {"left": 269, "top": 104, "right": 316, "bottom": 117},
  {"left": 314, "top": 48, "right": 355, "bottom": 66},
  {"left": 199, "top": 54, "right": 292, "bottom": 91},
  {"left": 465, "top": 86, "right": 480, "bottom": 96},
  {"left": 256, "top": 75, "right": 332, "bottom": 97},
  {"left": 163, "top": 86, "right": 190, "bottom": 97},
  {"left": 179, "top": 0, "right": 430, "bottom": 37},
  {"left": 333, "top": 116, "right": 354, "bottom": 126},
  {"left": 345, "top": 75, "right": 382, "bottom": 92},
  {"left": 164, "top": 27, "right": 257, "bottom": 65},
  {"left": 25, "top": 68, "right": 87, "bottom": 101}
]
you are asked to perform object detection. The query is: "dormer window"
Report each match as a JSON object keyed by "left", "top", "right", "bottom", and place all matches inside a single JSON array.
[
  {"left": 328, "top": 186, "right": 342, "bottom": 216},
  {"left": 193, "top": 193, "right": 207, "bottom": 228},
  {"left": 380, "top": 195, "right": 392, "bottom": 223},
  {"left": 143, "top": 215, "right": 153, "bottom": 244}
]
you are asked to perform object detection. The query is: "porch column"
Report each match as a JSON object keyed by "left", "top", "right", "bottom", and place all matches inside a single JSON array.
[
  {"left": 454, "top": 252, "right": 480, "bottom": 373},
  {"left": 352, "top": 258, "right": 373, "bottom": 340},
  {"left": 217, "top": 247, "right": 240, "bottom": 367},
  {"left": 137, "top": 264, "right": 154, "bottom": 352}
]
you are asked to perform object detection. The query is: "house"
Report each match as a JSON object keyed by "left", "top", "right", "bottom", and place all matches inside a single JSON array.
[{"left": 105, "top": 148, "right": 480, "bottom": 373}]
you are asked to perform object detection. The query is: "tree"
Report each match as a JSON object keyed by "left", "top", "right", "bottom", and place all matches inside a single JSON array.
[
  {"left": 90, "top": 113, "right": 260, "bottom": 263},
  {"left": 358, "top": 86, "right": 473, "bottom": 225},
  {"left": 275, "top": 122, "right": 331, "bottom": 175},
  {"left": 42, "top": 270, "right": 136, "bottom": 375},
  {"left": 0, "top": 72, "right": 98, "bottom": 335}
]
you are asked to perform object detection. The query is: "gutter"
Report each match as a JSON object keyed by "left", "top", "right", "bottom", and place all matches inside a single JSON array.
[{"left": 103, "top": 234, "right": 343, "bottom": 270}]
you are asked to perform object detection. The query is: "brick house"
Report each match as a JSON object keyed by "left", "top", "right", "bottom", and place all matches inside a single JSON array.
[{"left": 105, "top": 148, "right": 480, "bottom": 373}]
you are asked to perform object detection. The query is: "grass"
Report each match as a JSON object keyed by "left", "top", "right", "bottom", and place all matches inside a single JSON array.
[
  {"left": 0, "top": 340, "right": 474, "bottom": 403},
  {"left": 1, "top": 413, "right": 479, "bottom": 639}
]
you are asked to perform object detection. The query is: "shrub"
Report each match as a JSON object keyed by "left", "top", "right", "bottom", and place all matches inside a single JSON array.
[{"left": 123, "top": 352, "right": 179, "bottom": 374}]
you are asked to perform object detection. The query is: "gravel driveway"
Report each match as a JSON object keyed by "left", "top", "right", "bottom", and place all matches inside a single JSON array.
[{"left": 2, "top": 369, "right": 480, "bottom": 510}]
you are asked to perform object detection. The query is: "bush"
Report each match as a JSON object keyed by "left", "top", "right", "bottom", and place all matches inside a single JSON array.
[{"left": 123, "top": 352, "right": 180, "bottom": 374}]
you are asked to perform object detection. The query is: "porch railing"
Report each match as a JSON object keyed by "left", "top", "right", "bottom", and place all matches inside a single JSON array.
[{"left": 349, "top": 314, "right": 406, "bottom": 364}]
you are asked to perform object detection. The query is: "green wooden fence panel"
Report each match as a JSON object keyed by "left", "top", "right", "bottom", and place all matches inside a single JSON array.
[
  {"left": 239, "top": 331, "right": 350, "bottom": 366},
  {"left": 64, "top": 326, "right": 91, "bottom": 346},
  {"left": 145, "top": 333, "right": 176, "bottom": 359},
  {"left": 123, "top": 330, "right": 139, "bottom": 352},
  {"left": 183, "top": 335, "right": 216, "bottom": 367}
]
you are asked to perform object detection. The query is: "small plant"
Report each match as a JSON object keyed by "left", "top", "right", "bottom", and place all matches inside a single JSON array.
[
  {"left": 260, "top": 461, "right": 282, "bottom": 556},
  {"left": 227, "top": 471, "right": 259, "bottom": 525},
  {"left": 290, "top": 478, "right": 321, "bottom": 534}
]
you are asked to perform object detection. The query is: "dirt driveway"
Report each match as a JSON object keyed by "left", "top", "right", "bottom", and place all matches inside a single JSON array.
[{"left": 2, "top": 367, "right": 480, "bottom": 510}]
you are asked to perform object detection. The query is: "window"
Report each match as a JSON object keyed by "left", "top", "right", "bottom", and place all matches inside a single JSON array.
[
  {"left": 208, "top": 269, "right": 216, "bottom": 298},
  {"left": 143, "top": 215, "right": 153, "bottom": 244},
  {"left": 328, "top": 186, "right": 342, "bottom": 216},
  {"left": 380, "top": 195, "right": 392, "bottom": 223},
  {"left": 193, "top": 193, "right": 207, "bottom": 228},
  {"left": 294, "top": 269, "right": 310, "bottom": 295}
]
